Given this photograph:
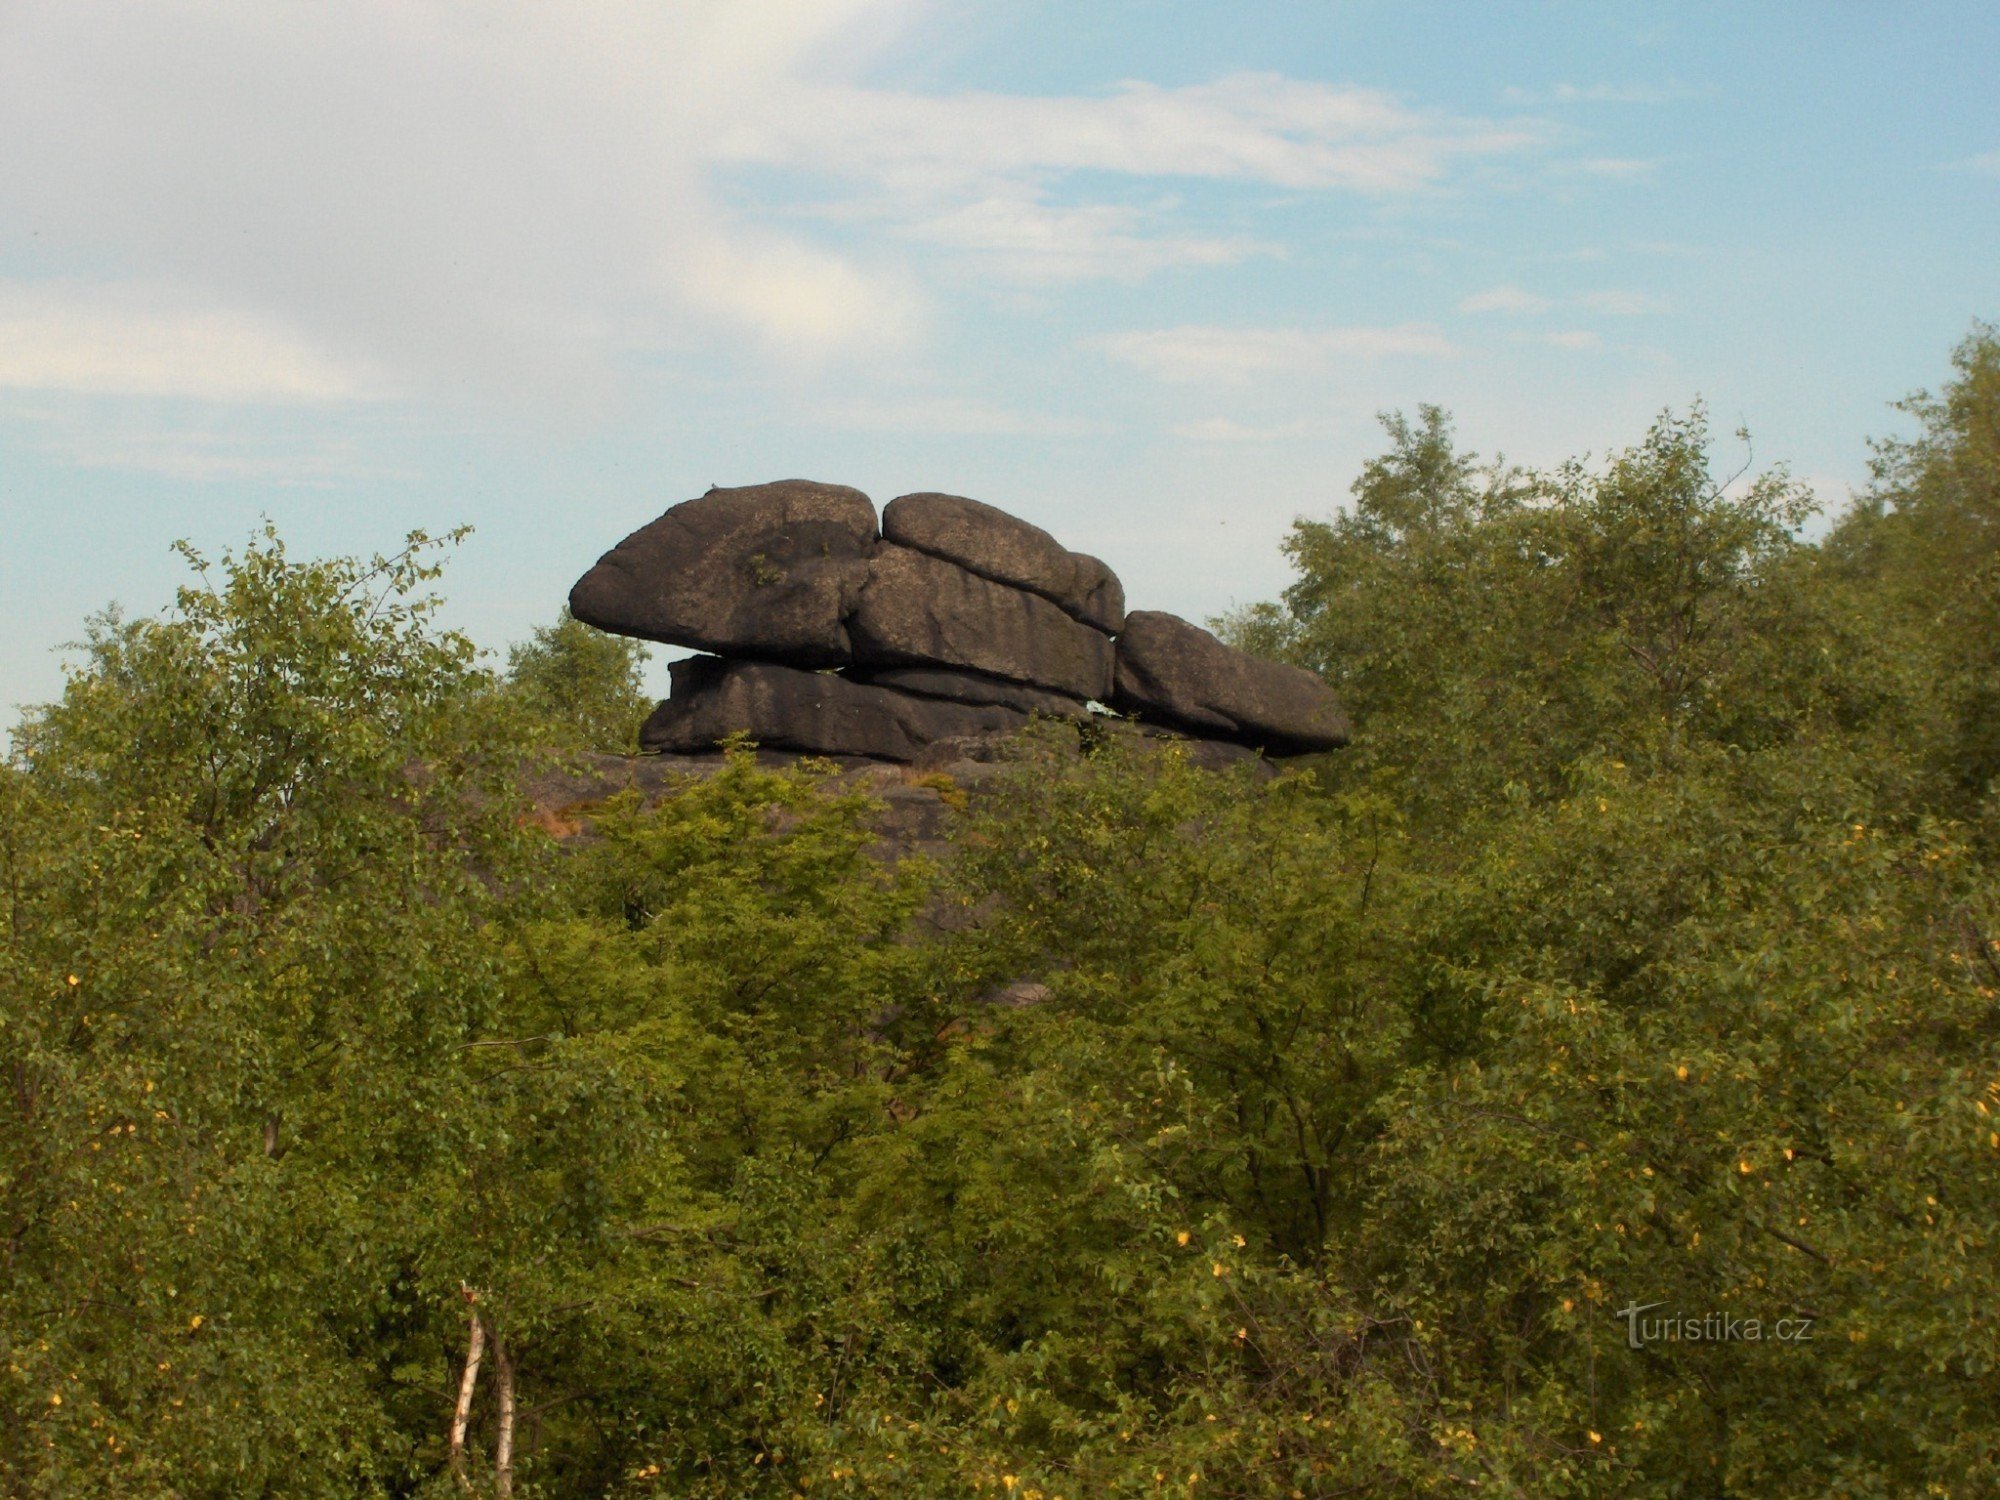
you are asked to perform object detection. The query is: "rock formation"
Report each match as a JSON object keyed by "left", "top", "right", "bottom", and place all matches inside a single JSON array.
[
  {"left": 571, "top": 479, "right": 1348, "bottom": 765},
  {"left": 1113, "top": 610, "right": 1352, "bottom": 754}
]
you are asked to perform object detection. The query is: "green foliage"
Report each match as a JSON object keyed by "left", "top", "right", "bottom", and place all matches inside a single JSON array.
[
  {"left": 7, "top": 328, "right": 2000, "bottom": 1496},
  {"left": 503, "top": 609, "right": 652, "bottom": 755},
  {"left": 1225, "top": 403, "right": 1840, "bottom": 830},
  {"left": 1827, "top": 324, "right": 2000, "bottom": 812},
  {"left": 1, "top": 526, "right": 533, "bottom": 1495}
]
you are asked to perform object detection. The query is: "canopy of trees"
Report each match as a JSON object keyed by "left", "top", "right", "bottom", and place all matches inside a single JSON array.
[{"left": 4, "top": 327, "right": 1997, "bottom": 1497}]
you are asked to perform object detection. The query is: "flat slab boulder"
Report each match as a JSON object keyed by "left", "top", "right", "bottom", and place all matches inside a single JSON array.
[
  {"left": 844, "top": 666, "right": 1088, "bottom": 718},
  {"left": 1112, "top": 610, "right": 1351, "bottom": 753},
  {"left": 849, "top": 545, "right": 1115, "bottom": 703},
  {"left": 570, "top": 480, "right": 876, "bottom": 666},
  {"left": 883, "top": 492, "right": 1124, "bottom": 633},
  {"left": 642, "top": 656, "right": 1029, "bottom": 761}
]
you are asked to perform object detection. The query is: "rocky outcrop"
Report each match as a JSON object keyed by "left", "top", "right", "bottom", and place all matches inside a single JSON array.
[
  {"left": 844, "top": 666, "right": 1087, "bottom": 718},
  {"left": 882, "top": 492, "right": 1125, "bottom": 632},
  {"left": 572, "top": 480, "right": 1348, "bottom": 767},
  {"left": 569, "top": 480, "right": 876, "bottom": 665},
  {"left": 849, "top": 545, "right": 1115, "bottom": 702},
  {"left": 1112, "top": 610, "right": 1351, "bottom": 752},
  {"left": 642, "top": 656, "right": 1027, "bottom": 762}
]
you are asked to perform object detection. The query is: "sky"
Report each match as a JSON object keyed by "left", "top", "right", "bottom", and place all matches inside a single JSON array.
[{"left": 3, "top": 0, "right": 1996, "bottom": 717}]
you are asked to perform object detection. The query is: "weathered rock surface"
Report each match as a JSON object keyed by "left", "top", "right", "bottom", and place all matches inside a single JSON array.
[
  {"left": 1112, "top": 610, "right": 1351, "bottom": 753},
  {"left": 569, "top": 480, "right": 876, "bottom": 665},
  {"left": 883, "top": 492, "right": 1125, "bottom": 632},
  {"left": 642, "top": 656, "right": 1029, "bottom": 761},
  {"left": 568, "top": 478, "right": 1350, "bottom": 767},
  {"left": 849, "top": 545, "right": 1115, "bottom": 702},
  {"left": 844, "top": 665, "right": 1088, "bottom": 718}
]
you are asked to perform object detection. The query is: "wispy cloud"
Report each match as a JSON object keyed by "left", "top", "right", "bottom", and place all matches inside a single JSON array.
[
  {"left": 1172, "top": 416, "right": 1322, "bottom": 443},
  {"left": 903, "top": 191, "right": 1275, "bottom": 284},
  {"left": 1500, "top": 82, "right": 1688, "bottom": 107},
  {"left": 738, "top": 72, "right": 1541, "bottom": 196},
  {"left": 1939, "top": 150, "right": 2000, "bottom": 177},
  {"left": 754, "top": 71, "right": 1543, "bottom": 290},
  {"left": 0, "top": 280, "right": 387, "bottom": 402},
  {"left": 678, "top": 239, "right": 925, "bottom": 362},
  {"left": 1567, "top": 157, "right": 1659, "bottom": 180},
  {"left": 1460, "top": 285, "right": 1552, "bottom": 315},
  {"left": 0, "top": 4, "right": 1549, "bottom": 398},
  {"left": 1460, "top": 285, "right": 1667, "bottom": 319},
  {"left": 8, "top": 399, "right": 399, "bottom": 485},
  {"left": 813, "top": 394, "right": 1104, "bottom": 436},
  {"left": 1097, "top": 323, "right": 1458, "bottom": 384},
  {"left": 1579, "top": 290, "right": 1669, "bottom": 316},
  {"left": 1534, "top": 330, "right": 1603, "bottom": 351}
]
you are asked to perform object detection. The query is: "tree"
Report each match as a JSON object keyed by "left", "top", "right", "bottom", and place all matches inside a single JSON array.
[
  {"left": 1226, "top": 404, "right": 1831, "bottom": 829},
  {"left": 1826, "top": 323, "right": 2000, "bottom": 813},
  {"left": 503, "top": 608, "right": 653, "bottom": 754},
  {"left": 1, "top": 527, "right": 533, "bottom": 1495}
]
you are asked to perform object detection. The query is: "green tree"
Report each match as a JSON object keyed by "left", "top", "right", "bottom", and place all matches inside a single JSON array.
[
  {"left": 1825, "top": 323, "right": 2000, "bottom": 813},
  {"left": 503, "top": 608, "right": 652, "bottom": 754},
  {"left": 1, "top": 526, "right": 535, "bottom": 1495},
  {"left": 1227, "top": 405, "right": 1835, "bottom": 829}
]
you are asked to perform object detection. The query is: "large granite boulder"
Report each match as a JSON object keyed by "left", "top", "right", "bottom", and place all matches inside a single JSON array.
[
  {"left": 883, "top": 492, "right": 1125, "bottom": 633},
  {"left": 844, "top": 666, "right": 1088, "bottom": 718},
  {"left": 642, "top": 656, "right": 1029, "bottom": 761},
  {"left": 568, "top": 477, "right": 1352, "bottom": 768},
  {"left": 849, "top": 545, "right": 1115, "bottom": 702},
  {"left": 569, "top": 480, "right": 876, "bottom": 665},
  {"left": 1112, "top": 610, "right": 1351, "bottom": 753}
]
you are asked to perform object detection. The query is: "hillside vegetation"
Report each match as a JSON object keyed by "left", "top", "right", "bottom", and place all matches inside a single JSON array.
[{"left": 4, "top": 328, "right": 1998, "bottom": 1497}]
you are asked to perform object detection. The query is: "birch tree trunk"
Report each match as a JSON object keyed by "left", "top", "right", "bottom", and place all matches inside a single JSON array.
[
  {"left": 492, "top": 1322, "right": 517, "bottom": 1500},
  {"left": 448, "top": 1289, "right": 486, "bottom": 1493}
]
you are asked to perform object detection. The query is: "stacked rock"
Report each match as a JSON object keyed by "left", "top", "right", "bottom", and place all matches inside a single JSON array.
[{"left": 569, "top": 480, "right": 1349, "bottom": 764}]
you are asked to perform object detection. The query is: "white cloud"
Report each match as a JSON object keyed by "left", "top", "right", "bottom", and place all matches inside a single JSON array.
[
  {"left": 1942, "top": 150, "right": 2000, "bottom": 177},
  {"left": 905, "top": 192, "right": 1273, "bottom": 284},
  {"left": 7, "top": 395, "right": 399, "bottom": 484},
  {"left": 1538, "top": 330, "right": 1603, "bottom": 351},
  {"left": 1098, "top": 323, "right": 1458, "bottom": 384},
  {"left": 1459, "top": 286, "right": 1667, "bottom": 320},
  {"left": 1460, "top": 285, "right": 1552, "bottom": 315},
  {"left": 1570, "top": 158, "right": 1658, "bottom": 180},
  {"left": 0, "top": 2, "right": 908, "bottom": 390},
  {"left": 1172, "top": 417, "right": 1322, "bottom": 443},
  {"left": 1500, "top": 82, "right": 1686, "bottom": 106},
  {"left": 679, "top": 238, "right": 924, "bottom": 362},
  {"left": 1579, "top": 290, "right": 1669, "bottom": 316},
  {"left": 734, "top": 72, "right": 1539, "bottom": 196},
  {"left": 812, "top": 394, "right": 1103, "bottom": 436},
  {"left": 48, "top": 431, "right": 380, "bottom": 485},
  {"left": 0, "top": 280, "right": 387, "bottom": 402},
  {"left": 0, "top": 4, "right": 1546, "bottom": 400}
]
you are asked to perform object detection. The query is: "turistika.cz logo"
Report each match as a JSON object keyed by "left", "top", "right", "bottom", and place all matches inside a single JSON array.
[{"left": 1614, "top": 1301, "right": 1816, "bottom": 1349}]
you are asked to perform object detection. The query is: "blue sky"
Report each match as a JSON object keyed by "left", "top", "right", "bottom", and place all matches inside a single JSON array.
[{"left": 3, "top": 1, "right": 1996, "bottom": 717}]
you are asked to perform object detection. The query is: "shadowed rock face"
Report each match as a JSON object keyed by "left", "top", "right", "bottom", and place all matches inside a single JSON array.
[
  {"left": 572, "top": 479, "right": 1350, "bottom": 767},
  {"left": 642, "top": 656, "right": 1029, "bottom": 761},
  {"left": 842, "top": 666, "right": 1088, "bottom": 718},
  {"left": 883, "top": 492, "right": 1125, "bottom": 633},
  {"left": 1112, "top": 610, "right": 1352, "bottom": 753},
  {"left": 569, "top": 480, "right": 876, "bottom": 665},
  {"left": 848, "top": 545, "right": 1115, "bottom": 702}
]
